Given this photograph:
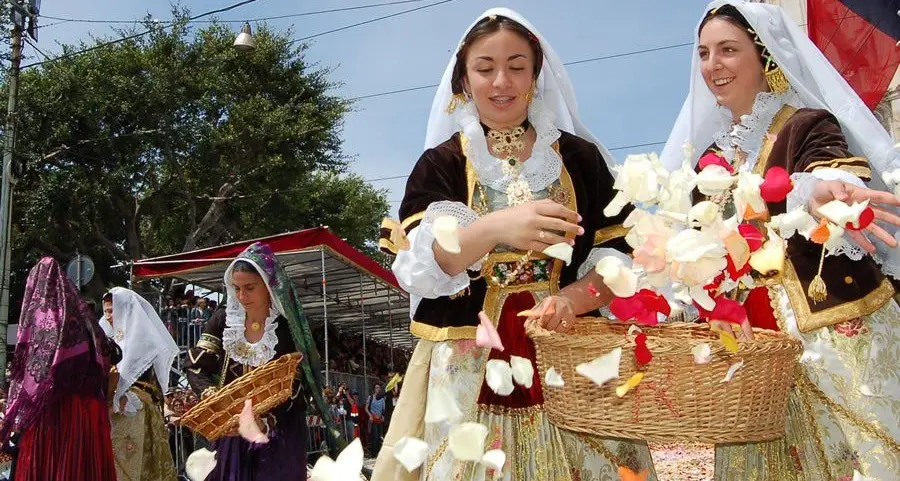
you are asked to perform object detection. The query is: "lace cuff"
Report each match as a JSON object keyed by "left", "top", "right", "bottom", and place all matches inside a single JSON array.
[
  {"left": 392, "top": 201, "right": 481, "bottom": 299},
  {"left": 787, "top": 169, "right": 867, "bottom": 260}
]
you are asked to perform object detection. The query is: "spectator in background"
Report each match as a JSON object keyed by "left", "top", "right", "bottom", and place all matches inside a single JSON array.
[{"left": 365, "top": 383, "right": 385, "bottom": 457}]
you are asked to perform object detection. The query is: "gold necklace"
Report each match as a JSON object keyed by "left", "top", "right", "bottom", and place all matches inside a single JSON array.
[{"left": 486, "top": 124, "right": 533, "bottom": 206}]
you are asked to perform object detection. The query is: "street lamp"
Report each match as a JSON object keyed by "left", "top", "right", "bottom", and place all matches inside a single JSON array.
[{"left": 233, "top": 22, "right": 256, "bottom": 52}]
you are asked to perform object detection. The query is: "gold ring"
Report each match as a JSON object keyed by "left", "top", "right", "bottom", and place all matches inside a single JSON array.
[{"left": 561, "top": 320, "right": 568, "bottom": 328}]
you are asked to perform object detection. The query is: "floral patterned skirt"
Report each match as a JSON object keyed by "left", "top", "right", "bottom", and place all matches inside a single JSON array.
[
  {"left": 110, "top": 389, "right": 177, "bottom": 481},
  {"left": 714, "top": 286, "right": 900, "bottom": 480}
]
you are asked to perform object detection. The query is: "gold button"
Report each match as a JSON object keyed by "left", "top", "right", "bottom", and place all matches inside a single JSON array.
[{"left": 844, "top": 276, "right": 853, "bottom": 284}]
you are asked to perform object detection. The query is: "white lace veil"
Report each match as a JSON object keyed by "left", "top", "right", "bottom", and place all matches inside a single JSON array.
[
  {"left": 424, "top": 7, "right": 617, "bottom": 187},
  {"left": 660, "top": 0, "right": 900, "bottom": 276},
  {"left": 100, "top": 287, "right": 179, "bottom": 412}
]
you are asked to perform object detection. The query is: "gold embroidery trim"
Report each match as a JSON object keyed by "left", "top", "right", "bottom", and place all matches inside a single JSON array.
[
  {"left": 409, "top": 320, "right": 477, "bottom": 341},
  {"left": 401, "top": 212, "right": 425, "bottom": 230},
  {"left": 196, "top": 334, "right": 222, "bottom": 354},
  {"left": 594, "top": 224, "right": 629, "bottom": 246},
  {"left": 781, "top": 260, "right": 894, "bottom": 332},
  {"left": 755, "top": 105, "right": 798, "bottom": 175},
  {"left": 797, "top": 375, "right": 900, "bottom": 455},
  {"left": 803, "top": 156, "right": 868, "bottom": 172},
  {"left": 577, "top": 433, "right": 623, "bottom": 467},
  {"left": 797, "top": 380, "right": 836, "bottom": 481},
  {"left": 477, "top": 403, "right": 544, "bottom": 416},
  {"left": 377, "top": 238, "right": 399, "bottom": 255}
]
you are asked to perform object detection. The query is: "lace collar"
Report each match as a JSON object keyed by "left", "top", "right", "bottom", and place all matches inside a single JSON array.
[
  {"left": 713, "top": 90, "right": 801, "bottom": 171},
  {"left": 223, "top": 306, "right": 280, "bottom": 368},
  {"left": 453, "top": 96, "right": 562, "bottom": 192}
]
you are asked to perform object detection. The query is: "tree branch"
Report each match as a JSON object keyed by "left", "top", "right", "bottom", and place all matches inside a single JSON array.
[{"left": 93, "top": 222, "right": 130, "bottom": 260}]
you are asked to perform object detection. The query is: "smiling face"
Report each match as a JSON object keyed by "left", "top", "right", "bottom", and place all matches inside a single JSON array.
[
  {"left": 462, "top": 28, "right": 536, "bottom": 129},
  {"left": 698, "top": 17, "right": 768, "bottom": 119}
]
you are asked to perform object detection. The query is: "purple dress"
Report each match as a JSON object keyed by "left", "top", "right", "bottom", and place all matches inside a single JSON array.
[{"left": 186, "top": 311, "right": 309, "bottom": 480}]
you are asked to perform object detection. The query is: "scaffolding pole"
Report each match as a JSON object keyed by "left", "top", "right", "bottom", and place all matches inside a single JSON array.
[
  {"left": 321, "top": 249, "right": 329, "bottom": 387},
  {"left": 360, "top": 275, "right": 367, "bottom": 399}
]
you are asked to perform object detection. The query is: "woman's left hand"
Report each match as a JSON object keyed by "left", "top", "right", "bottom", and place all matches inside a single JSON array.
[
  {"left": 809, "top": 180, "right": 900, "bottom": 252},
  {"left": 525, "top": 295, "right": 576, "bottom": 333}
]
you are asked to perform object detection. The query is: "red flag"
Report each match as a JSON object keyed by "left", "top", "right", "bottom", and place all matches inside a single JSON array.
[{"left": 808, "top": 0, "right": 900, "bottom": 110}]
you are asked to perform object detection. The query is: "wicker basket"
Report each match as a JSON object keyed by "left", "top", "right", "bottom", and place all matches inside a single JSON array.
[
  {"left": 179, "top": 353, "right": 302, "bottom": 441},
  {"left": 528, "top": 318, "right": 802, "bottom": 443}
]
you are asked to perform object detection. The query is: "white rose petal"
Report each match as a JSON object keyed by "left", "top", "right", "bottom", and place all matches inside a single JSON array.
[
  {"left": 627, "top": 324, "right": 643, "bottom": 338},
  {"left": 485, "top": 359, "right": 515, "bottom": 396},
  {"left": 688, "top": 201, "right": 722, "bottom": 227},
  {"left": 771, "top": 209, "right": 818, "bottom": 240},
  {"left": 542, "top": 243, "right": 573, "bottom": 266},
  {"left": 481, "top": 449, "right": 507, "bottom": 479},
  {"left": 433, "top": 216, "right": 461, "bottom": 254},
  {"left": 817, "top": 200, "right": 869, "bottom": 229},
  {"left": 544, "top": 367, "right": 565, "bottom": 388},
  {"left": 823, "top": 222, "right": 846, "bottom": 252},
  {"left": 424, "top": 386, "right": 463, "bottom": 424},
  {"left": 604, "top": 191, "right": 630, "bottom": 217},
  {"left": 448, "top": 423, "right": 489, "bottom": 462},
  {"left": 394, "top": 437, "right": 430, "bottom": 473},
  {"left": 509, "top": 356, "right": 535, "bottom": 389},
  {"left": 692, "top": 343, "right": 712, "bottom": 364},
  {"left": 733, "top": 172, "right": 765, "bottom": 220},
  {"left": 720, "top": 361, "right": 745, "bottom": 383},
  {"left": 690, "top": 286, "right": 716, "bottom": 311},
  {"left": 667, "top": 229, "right": 727, "bottom": 263},
  {"left": 310, "top": 438, "right": 364, "bottom": 481},
  {"left": 185, "top": 448, "right": 217, "bottom": 481},
  {"left": 697, "top": 165, "right": 737, "bottom": 196},
  {"left": 576, "top": 347, "right": 622, "bottom": 387},
  {"left": 594, "top": 256, "right": 639, "bottom": 298}
]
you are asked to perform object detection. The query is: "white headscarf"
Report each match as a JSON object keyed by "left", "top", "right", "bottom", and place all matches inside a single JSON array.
[
  {"left": 101, "top": 287, "right": 179, "bottom": 413},
  {"left": 660, "top": 0, "right": 900, "bottom": 275},
  {"left": 661, "top": 0, "right": 899, "bottom": 177},
  {"left": 222, "top": 258, "right": 282, "bottom": 368},
  {"left": 424, "top": 7, "right": 617, "bottom": 192}
]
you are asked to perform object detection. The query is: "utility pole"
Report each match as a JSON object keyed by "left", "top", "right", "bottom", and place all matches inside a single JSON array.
[{"left": 0, "top": 10, "right": 24, "bottom": 387}]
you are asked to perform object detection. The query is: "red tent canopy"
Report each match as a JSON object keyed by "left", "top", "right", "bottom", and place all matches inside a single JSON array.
[{"left": 131, "top": 227, "right": 414, "bottom": 350}]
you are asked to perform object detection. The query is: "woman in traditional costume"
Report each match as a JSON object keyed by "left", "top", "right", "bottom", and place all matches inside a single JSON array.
[
  {"left": 101, "top": 287, "right": 179, "bottom": 480},
  {"left": 659, "top": 1, "right": 900, "bottom": 479},
  {"left": 373, "top": 8, "right": 657, "bottom": 481},
  {"left": 185, "top": 242, "right": 343, "bottom": 480},
  {"left": 1, "top": 258, "right": 117, "bottom": 481}
]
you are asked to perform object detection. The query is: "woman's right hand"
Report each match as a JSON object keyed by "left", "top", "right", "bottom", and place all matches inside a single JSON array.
[{"left": 487, "top": 199, "right": 583, "bottom": 251}]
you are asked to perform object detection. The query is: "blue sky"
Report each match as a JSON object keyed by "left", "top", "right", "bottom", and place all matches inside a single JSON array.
[{"left": 29, "top": 0, "right": 713, "bottom": 216}]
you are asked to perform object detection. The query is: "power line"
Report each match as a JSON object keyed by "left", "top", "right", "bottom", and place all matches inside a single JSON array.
[
  {"left": 290, "top": 0, "right": 452, "bottom": 43},
  {"left": 23, "top": 37, "right": 52, "bottom": 62},
  {"left": 348, "top": 41, "right": 692, "bottom": 102},
  {"left": 21, "top": 0, "right": 261, "bottom": 69},
  {"left": 37, "top": 0, "right": 427, "bottom": 26}
]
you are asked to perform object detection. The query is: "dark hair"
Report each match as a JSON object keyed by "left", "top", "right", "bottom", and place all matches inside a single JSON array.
[
  {"left": 450, "top": 15, "right": 543, "bottom": 95},
  {"left": 698, "top": 4, "right": 765, "bottom": 61},
  {"left": 231, "top": 260, "right": 261, "bottom": 276},
  {"left": 102, "top": 292, "right": 113, "bottom": 303}
]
